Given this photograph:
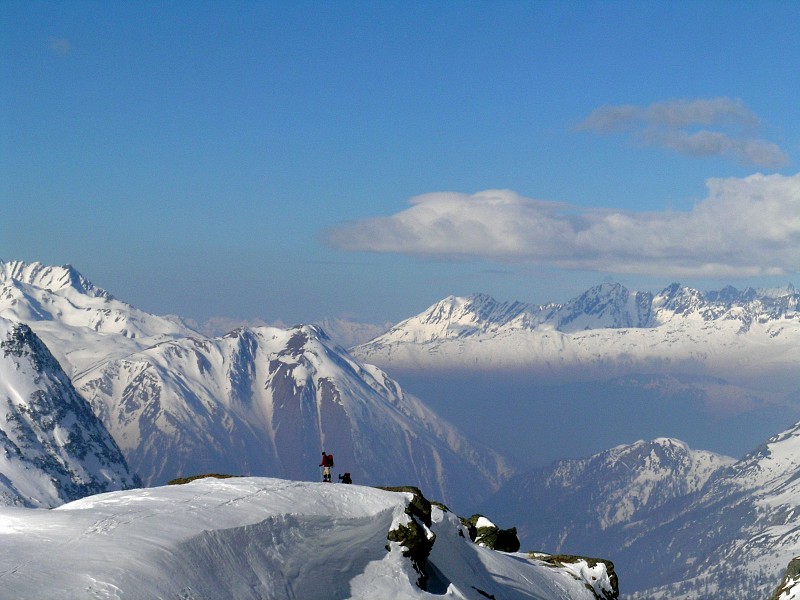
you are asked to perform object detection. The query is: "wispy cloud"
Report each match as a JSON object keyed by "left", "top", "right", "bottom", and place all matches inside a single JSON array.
[
  {"left": 49, "top": 37, "right": 71, "bottom": 55},
  {"left": 325, "top": 173, "right": 800, "bottom": 279},
  {"left": 576, "top": 98, "right": 788, "bottom": 169}
]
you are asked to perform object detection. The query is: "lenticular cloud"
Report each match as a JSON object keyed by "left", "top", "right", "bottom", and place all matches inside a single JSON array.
[{"left": 326, "top": 173, "right": 800, "bottom": 278}]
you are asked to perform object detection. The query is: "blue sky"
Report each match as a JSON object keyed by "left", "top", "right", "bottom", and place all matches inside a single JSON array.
[{"left": 3, "top": 1, "right": 799, "bottom": 326}]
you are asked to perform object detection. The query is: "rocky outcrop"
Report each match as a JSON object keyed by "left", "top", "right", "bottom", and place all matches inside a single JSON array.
[
  {"left": 531, "top": 554, "right": 619, "bottom": 600},
  {"left": 382, "top": 486, "right": 617, "bottom": 599},
  {"left": 768, "top": 557, "right": 800, "bottom": 600},
  {"left": 382, "top": 486, "right": 436, "bottom": 589},
  {"left": 461, "top": 513, "right": 520, "bottom": 552}
]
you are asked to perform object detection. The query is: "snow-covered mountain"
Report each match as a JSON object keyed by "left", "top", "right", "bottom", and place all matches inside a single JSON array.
[
  {"left": 483, "top": 420, "right": 800, "bottom": 599},
  {"left": 624, "top": 420, "right": 800, "bottom": 599},
  {"left": 0, "top": 317, "right": 138, "bottom": 507},
  {"left": 0, "top": 260, "right": 197, "bottom": 378},
  {"left": 0, "top": 476, "right": 617, "bottom": 599},
  {"left": 480, "top": 438, "right": 734, "bottom": 591},
  {"left": 480, "top": 438, "right": 734, "bottom": 557},
  {"left": 74, "top": 324, "right": 516, "bottom": 508},
  {"left": 0, "top": 261, "right": 516, "bottom": 510},
  {"left": 352, "top": 283, "right": 800, "bottom": 390}
]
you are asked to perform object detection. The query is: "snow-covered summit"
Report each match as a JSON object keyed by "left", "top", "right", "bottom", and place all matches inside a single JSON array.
[
  {"left": 0, "top": 260, "right": 103, "bottom": 297},
  {"left": 0, "top": 260, "right": 198, "bottom": 377},
  {"left": 0, "top": 317, "right": 138, "bottom": 507},
  {"left": 0, "top": 476, "right": 617, "bottom": 599}
]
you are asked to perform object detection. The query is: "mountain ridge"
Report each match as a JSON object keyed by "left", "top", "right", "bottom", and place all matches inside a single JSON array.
[
  {"left": 0, "top": 317, "right": 138, "bottom": 507},
  {"left": 352, "top": 283, "right": 800, "bottom": 393}
]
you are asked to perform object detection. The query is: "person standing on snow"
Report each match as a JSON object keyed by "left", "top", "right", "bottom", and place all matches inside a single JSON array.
[{"left": 319, "top": 451, "right": 334, "bottom": 482}]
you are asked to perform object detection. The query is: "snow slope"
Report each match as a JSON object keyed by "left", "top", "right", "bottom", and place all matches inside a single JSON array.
[
  {"left": 0, "top": 476, "right": 616, "bottom": 600},
  {"left": 0, "top": 317, "right": 138, "bottom": 507}
]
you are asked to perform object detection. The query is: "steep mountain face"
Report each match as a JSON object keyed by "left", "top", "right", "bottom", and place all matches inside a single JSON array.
[
  {"left": 484, "top": 422, "right": 800, "bottom": 599},
  {"left": 352, "top": 283, "right": 800, "bottom": 390},
  {"left": 624, "top": 420, "right": 800, "bottom": 599},
  {"left": 0, "top": 477, "right": 617, "bottom": 600},
  {"left": 480, "top": 438, "right": 734, "bottom": 569},
  {"left": 0, "top": 260, "right": 197, "bottom": 378},
  {"left": 0, "top": 317, "right": 138, "bottom": 507},
  {"left": 74, "top": 324, "right": 516, "bottom": 510}
]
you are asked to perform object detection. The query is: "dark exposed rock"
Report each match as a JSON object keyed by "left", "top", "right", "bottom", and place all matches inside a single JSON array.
[
  {"left": 768, "top": 556, "right": 800, "bottom": 600},
  {"left": 382, "top": 486, "right": 436, "bottom": 589},
  {"left": 533, "top": 554, "right": 619, "bottom": 600},
  {"left": 167, "top": 473, "right": 240, "bottom": 485},
  {"left": 461, "top": 513, "right": 520, "bottom": 552}
]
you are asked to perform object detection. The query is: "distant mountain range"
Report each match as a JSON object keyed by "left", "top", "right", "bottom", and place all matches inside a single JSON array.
[
  {"left": 349, "top": 280, "right": 800, "bottom": 598},
  {"left": 0, "top": 260, "right": 515, "bottom": 510},
  {"left": 352, "top": 282, "right": 800, "bottom": 393}
]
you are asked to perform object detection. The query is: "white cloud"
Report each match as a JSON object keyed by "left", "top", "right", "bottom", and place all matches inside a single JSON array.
[
  {"left": 577, "top": 98, "right": 788, "bottom": 169},
  {"left": 325, "top": 173, "right": 800, "bottom": 278}
]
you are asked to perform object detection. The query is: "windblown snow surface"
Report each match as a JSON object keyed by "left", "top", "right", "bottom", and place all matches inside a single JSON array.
[{"left": 0, "top": 477, "right": 613, "bottom": 600}]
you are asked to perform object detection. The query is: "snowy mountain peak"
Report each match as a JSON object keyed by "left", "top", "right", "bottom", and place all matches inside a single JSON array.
[
  {"left": 0, "top": 260, "right": 105, "bottom": 298},
  {"left": 481, "top": 437, "right": 735, "bottom": 591},
  {"left": 0, "top": 317, "right": 138, "bottom": 507},
  {"left": 420, "top": 293, "right": 530, "bottom": 328},
  {"left": 0, "top": 260, "right": 198, "bottom": 377},
  {"left": 556, "top": 282, "right": 653, "bottom": 331}
]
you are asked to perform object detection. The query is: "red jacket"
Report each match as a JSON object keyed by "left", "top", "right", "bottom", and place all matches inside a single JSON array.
[{"left": 320, "top": 454, "right": 334, "bottom": 467}]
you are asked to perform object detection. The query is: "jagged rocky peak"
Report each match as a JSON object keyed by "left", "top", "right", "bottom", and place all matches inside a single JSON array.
[
  {"left": 0, "top": 318, "right": 138, "bottom": 507},
  {"left": 420, "top": 293, "right": 530, "bottom": 327},
  {"left": 652, "top": 282, "right": 706, "bottom": 316},
  {"left": 557, "top": 282, "right": 654, "bottom": 330},
  {"left": 706, "top": 284, "right": 758, "bottom": 304},
  {"left": 0, "top": 260, "right": 106, "bottom": 298}
]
